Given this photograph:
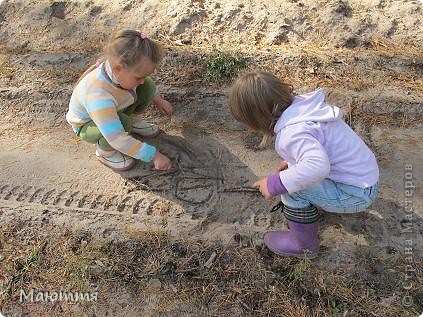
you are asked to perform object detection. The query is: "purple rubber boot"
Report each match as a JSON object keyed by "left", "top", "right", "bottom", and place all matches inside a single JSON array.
[{"left": 264, "top": 220, "right": 319, "bottom": 259}]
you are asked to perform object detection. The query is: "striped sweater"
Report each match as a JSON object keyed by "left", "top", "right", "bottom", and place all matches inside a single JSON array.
[{"left": 66, "top": 62, "right": 156, "bottom": 162}]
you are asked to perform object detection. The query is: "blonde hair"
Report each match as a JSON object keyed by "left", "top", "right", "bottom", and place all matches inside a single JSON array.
[
  {"left": 229, "top": 71, "right": 294, "bottom": 134},
  {"left": 76, "top": 29, "right": 163, "bottom": 84},
  {"left": 105, "top": 29, "right": 163, "bottom": 67}
]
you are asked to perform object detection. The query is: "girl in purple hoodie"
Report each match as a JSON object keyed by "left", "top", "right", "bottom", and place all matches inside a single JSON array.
[{"left": 229, "top": 71, "right": 379, "bottom": 258}]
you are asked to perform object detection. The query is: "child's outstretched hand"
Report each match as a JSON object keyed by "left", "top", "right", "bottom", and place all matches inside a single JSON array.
[
  {"left": 276, "top": 160, "right": 288, "bottom": 171},
  {"left": 252, "top": 177, "right": 272, "bottom": 200},
  {"left": 153, "top": 151, "right": 172, "bottom": 170},
  {"left": 154, "top": 96, "right": 173, "bottom": 117}
]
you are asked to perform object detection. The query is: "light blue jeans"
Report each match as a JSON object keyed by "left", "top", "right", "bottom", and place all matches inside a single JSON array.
[{"left": 281, "top": 179, "right": 379, "bottom": 213}]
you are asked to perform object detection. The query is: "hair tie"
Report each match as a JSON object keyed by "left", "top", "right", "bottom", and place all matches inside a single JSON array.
[{"left": 139, "top": 32, "right": 147, "bottom": 40}]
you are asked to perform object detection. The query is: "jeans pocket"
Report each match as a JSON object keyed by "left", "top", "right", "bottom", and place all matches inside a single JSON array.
[
  {"left": 337, "top": 183, "right": 368, "bottom": 202},
  {"left": 335, "top": 183, "right": 372, "bottom": 212}
]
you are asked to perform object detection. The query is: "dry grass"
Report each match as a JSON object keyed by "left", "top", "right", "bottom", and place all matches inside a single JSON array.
[
  {"left": 1, "top": 30, "right": 421, "bottom": 130},
  {"left": 0, "top": 221, "right": 421, "bottom": 316},
  {"left": 38, "top": 67, "right": 82, "bottom": 87},
  {"left": 0, "top": 56, "right": 16, "bottom": 81}
]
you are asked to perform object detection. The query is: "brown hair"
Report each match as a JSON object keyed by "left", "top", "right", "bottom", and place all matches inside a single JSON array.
[
  {"left": 229, "top": 71, "right": 294, "bottom": 134},
  {"left": 76, "top": 29, "right": 163, "bottom": 84}
]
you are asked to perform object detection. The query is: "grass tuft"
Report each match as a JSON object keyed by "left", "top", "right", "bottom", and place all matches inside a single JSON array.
[{"left": 201, "top": 49, "right": 247, "bottom": 82}]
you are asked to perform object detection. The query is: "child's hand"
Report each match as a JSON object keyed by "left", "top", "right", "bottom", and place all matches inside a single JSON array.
[
  {"left": 276, "top": 160, "right": 288, "bottom": 171},
  {"left": 153, "top": 151, "right": 172, "bottom": 170},
  {"left": 252, "top": 177, "right": 272, "bottom": 200},
  {"left": 154, "top": 97, "right": 173, "bottom": 117}
]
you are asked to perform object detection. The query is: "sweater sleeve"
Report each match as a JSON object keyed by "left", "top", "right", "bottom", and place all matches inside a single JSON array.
[
  {"left": 277, "top": 128, "right": 330, "bottom": 193},
  {"left": 267, "top": 172, "right": 288, "bottom": 196},
  {"left": 85, "top": 90, "right": 156, "bottom": 162}
]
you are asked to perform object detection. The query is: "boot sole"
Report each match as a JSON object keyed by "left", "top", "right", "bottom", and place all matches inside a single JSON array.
[
  {"left": 265, "top": 244, "right": 318, "bottom": 259},
  {"left": 96, "top": 157, "right": 137, "bottom": 171}
]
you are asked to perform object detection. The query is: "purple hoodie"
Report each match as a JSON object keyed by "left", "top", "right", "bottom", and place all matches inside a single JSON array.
[{"left": 267, "top": 89, "right": 379, "bottom": 196}]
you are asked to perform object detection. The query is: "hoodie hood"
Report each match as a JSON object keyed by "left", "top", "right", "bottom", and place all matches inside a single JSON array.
[{"left": 274, "top": 89, "right": 343, "bottom": 133}]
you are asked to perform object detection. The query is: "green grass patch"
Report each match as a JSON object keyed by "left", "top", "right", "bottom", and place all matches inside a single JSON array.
[{"left": 201, "top": 49, "right": 247, "bottom": 82}]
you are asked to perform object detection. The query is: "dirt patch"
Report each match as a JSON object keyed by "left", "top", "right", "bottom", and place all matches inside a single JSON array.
[
  {"left": 0, "top": 0, "right": 422, "bottom": 51},
  {"left": 0, "top": 217, "right": 421, "bottom": 316}
]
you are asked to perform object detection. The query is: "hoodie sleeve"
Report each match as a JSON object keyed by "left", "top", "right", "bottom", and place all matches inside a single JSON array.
[{"left": 277, "top": 125, "right": 330, "bottom": 193}]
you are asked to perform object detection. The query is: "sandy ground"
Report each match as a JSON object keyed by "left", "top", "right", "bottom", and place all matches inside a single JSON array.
[{"left": 0, "top": 0, "right": 422, "bottom": 316}]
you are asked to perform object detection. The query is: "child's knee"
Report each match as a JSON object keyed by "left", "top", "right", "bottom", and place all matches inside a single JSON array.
[
  {"left": 79, "top": 123, "right": 102, "bottom": 144},
  {"left": 136, "top": 77, "right": 156, "bottom": 102},
  {"left": 281, "top": 192, "right": 312, "bottom": 209},
  {"left": 118, "top": 113, "right": 133, "bottom": 132},
  {"left": 142, "top": 76, "right": 155, "bottom": 93}
]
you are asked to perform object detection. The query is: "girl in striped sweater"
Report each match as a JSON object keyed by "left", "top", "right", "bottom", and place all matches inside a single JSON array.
[{"left": 66, "top": 29, "right": 172, "bottom": 171}]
